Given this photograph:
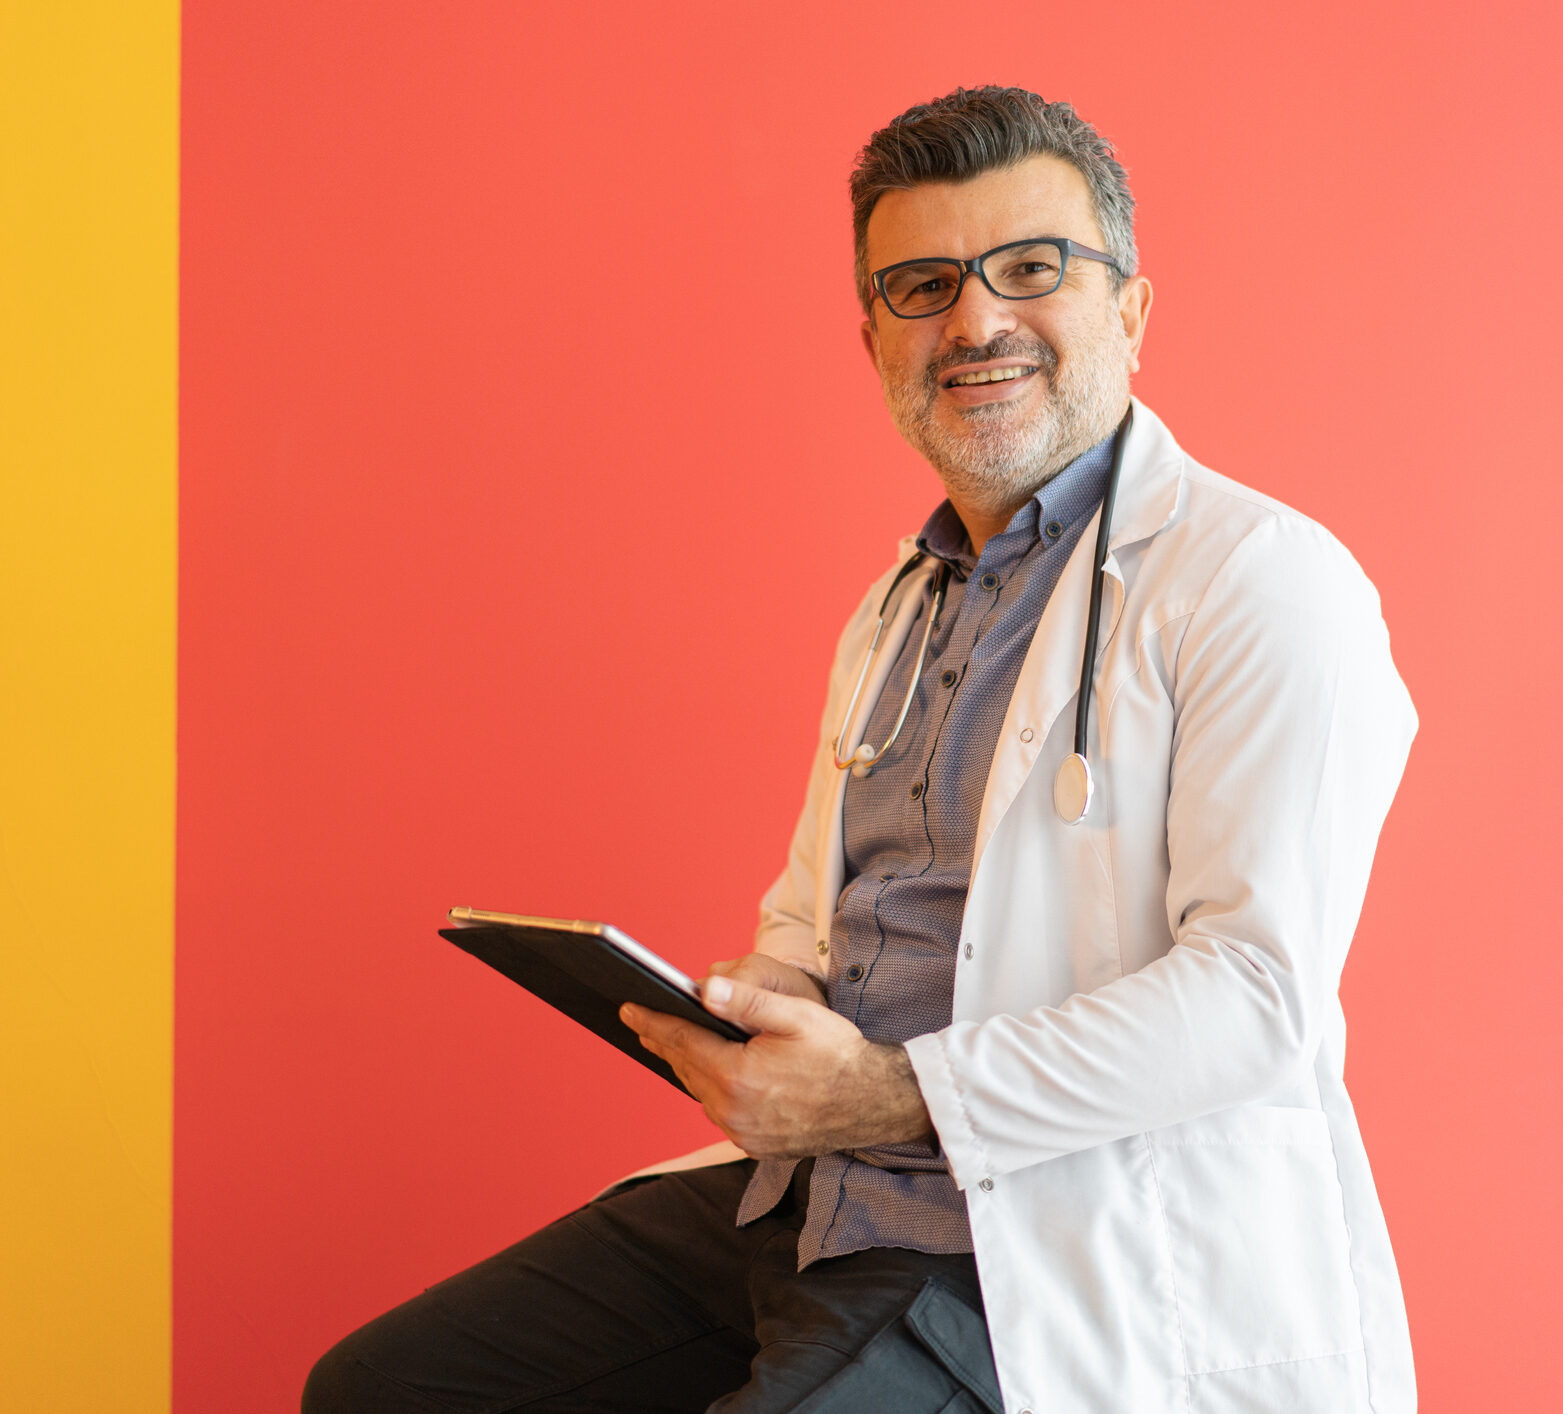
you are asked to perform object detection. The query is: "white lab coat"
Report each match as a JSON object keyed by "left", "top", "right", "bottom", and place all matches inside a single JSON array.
[{"left": 644, "top": 399, "right": 1418, "bottom": 1414}]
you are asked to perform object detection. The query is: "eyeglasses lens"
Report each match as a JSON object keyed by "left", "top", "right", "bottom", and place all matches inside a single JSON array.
[
  {"left": 987, "top": 241, "right": 1065, "bottom": 299},
  {"left": 881, "top": 261, "right": 964, "bottom": 317},
  {"left": 881, "top": 241, "right": 1066, "bottom": 316}
]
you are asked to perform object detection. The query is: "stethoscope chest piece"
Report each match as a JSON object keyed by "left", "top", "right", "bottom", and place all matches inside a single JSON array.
[{"left": 1053, "top": 752, "right": 1094, "bottom": 824}]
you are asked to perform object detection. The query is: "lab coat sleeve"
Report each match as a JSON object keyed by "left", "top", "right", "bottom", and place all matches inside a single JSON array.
[
  {"left": 752, "top": 585, "right": 880, "bottom": 973},
  {"left": 904, "top": 513, "right": 1418, "bottom": 1188}
]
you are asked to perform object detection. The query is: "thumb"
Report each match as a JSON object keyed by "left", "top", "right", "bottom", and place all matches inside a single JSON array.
[{"left": 701, "top": 973, "right": 814, "bottom": 1037}]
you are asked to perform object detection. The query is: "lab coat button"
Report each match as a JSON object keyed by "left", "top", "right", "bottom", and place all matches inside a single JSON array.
[
  {"left": 816, "top": 940, "right": 829, "bottom": 955},
  {"left": 1020, "top": 727, "right": 1034, "bottom": 743},
  {"left": 963, "top": 943, "right": 973, "bottom": 960},
  {"left": 979, "top": 1177, "right": 994, "bottom": 1191}
]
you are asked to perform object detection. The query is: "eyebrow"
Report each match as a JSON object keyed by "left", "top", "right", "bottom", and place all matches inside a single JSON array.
[{"left": 879, "top": 235, "right": 1081, "bottom": 264}]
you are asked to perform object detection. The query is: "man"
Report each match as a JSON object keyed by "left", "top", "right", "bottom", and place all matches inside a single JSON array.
[{"left": 306, "top": 87, "right": 1417, "bottom": 1414}]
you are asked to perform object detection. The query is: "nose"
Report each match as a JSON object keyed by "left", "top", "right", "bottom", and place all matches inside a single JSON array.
[{"left": 939, "top": 271, "right": 1021, "bottom": 348}]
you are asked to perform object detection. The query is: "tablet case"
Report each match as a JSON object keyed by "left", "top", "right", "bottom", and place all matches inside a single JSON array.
[{"left": 439, "top": 924, "right": 748, "bottom": 1096}]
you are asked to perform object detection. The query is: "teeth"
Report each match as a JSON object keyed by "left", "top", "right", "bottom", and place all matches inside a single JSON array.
[{"left": 950, "top": 366, "right": 1031, "bottom": 386}]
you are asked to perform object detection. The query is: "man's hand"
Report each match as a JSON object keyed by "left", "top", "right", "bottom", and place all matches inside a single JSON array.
[
  {"left": 619, "top": 973, "right": 932, "bottom": 1160},
  {"left": 705, "top": 953, "right": 828, "bottom": 1005}
]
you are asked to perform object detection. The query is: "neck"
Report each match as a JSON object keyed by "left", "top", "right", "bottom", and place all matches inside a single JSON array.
[{"left": 948, "top": 494, "right": 1026, "bottom": 558}]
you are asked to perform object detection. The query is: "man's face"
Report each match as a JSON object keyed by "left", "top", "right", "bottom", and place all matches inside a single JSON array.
[{"left": 861, "top": 154, "right": 1151, "bottom": 517}]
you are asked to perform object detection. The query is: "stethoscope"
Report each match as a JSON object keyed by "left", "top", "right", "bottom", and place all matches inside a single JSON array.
[{"left": 831, "top": 404, "right": 1132, "bottom": 825}]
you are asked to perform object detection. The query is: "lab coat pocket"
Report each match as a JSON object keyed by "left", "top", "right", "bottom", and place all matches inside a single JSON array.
[{"left": 1149, "top": 1105, "right": 1363, "bottom": 1378}]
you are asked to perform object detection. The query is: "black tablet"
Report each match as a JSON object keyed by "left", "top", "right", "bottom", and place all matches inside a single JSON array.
[{"left": 440, "top": 909, "right": 749, "bottom": 1096}]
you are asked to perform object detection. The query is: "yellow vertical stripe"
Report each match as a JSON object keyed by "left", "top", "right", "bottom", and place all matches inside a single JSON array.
[{"left": 0, "top": 3, "right": 177, "bottom": 1408}]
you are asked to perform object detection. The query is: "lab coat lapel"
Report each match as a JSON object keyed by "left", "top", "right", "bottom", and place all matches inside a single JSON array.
[{"left": 971, "top": 398, "right": 1184, "bottom": 871}]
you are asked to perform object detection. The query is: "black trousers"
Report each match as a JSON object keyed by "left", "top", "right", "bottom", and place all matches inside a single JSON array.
[{"left": 303, "top": 1159, "right": 1002, "bottom": 1414}]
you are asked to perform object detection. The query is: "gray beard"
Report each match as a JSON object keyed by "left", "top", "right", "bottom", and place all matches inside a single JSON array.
[{"left": 881, "top": 320, "right": 1130, "bottom": 517}]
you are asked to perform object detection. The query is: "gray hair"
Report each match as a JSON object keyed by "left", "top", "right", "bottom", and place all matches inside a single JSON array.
[{"left": 849, "top": 86, "right": 1137, "bottom": 314}]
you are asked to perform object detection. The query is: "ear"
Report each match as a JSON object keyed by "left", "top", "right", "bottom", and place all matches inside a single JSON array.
[
  {"left": 1117, "top": 275, "right": 1153, "bottom": 373},
  {"left": 860, "top": 316, "right": 880, "bottom": 371}
]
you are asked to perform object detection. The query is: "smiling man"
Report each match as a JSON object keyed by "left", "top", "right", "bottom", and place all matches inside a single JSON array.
[{"left": 306, "top": 88, "right": 1418, "bottom": 1414}]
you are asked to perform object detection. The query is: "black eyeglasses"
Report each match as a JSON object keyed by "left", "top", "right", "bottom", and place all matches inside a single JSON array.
[{"left": 871, "top": 236, "right": 1122, "bottom": 319}]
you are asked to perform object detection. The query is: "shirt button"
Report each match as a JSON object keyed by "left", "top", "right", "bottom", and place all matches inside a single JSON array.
[
  {"left": 845, "top": 963, "right": 865, "bottom": 982},
  {"left": 1020, "top": 727, "right": 1034, "bottom": 742},
  {"left": 880, "top": 871, "right": 897, "bottom": 881},
  {"left": 909, "top": 781, "right": 924, "bottom": 800},
  {"left": 979, "top": 572, "right": 998, "bottom": 590},
  {"left": 979, "top": 1177, "right": 994, "bottom": 1191},
  {"left": 964, "top": 943, "right": 973, "bottom": 959},
  {"left": 939, "top": 668, "right": 957, "bottom": 688},
  {"left": 1045, "top": 519, "right": 1064, "bottom": 539}
]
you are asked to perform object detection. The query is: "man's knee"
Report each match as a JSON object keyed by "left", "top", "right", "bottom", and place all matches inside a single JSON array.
[{"left": 301, "top": 1329, "right": 429, "bottom": 1414}]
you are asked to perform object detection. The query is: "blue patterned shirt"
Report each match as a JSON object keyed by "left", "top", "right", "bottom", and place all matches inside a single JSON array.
[{"left": 739, "top": 431, "right": 1116, "bottom": 1266}]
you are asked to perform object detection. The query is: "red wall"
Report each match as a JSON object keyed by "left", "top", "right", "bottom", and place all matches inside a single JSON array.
[{"left": 177, "top": 3, "right": 1563, "bottom": 1409}]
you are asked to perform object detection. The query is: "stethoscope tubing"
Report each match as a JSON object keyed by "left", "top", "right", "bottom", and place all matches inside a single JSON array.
[
  {"left": 832, "top": 556, "right": 950, "bottom": 774},
  {"left": 1073, "top": 403, "right": 1133, "bottom": 759}
]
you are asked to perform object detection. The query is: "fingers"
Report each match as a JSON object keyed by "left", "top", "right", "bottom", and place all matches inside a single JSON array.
[
  {"left": 700, "top": 975, "right": 815, "bottom": 1037},
  {"left": 620, "top": 1003, "right": 733, "bottom": 1069},
  {"left": 705, "top": 954, "right": 827, "bottom": 1003},
  {"left": 706, "top": 955, "right": 780, "bottom": 990},
  {"left": 639, "top": 1035, "right": 701, "bottom": 1096},
  {"left": 781, "top": 963, "right": 828, "bottom": 1003}
]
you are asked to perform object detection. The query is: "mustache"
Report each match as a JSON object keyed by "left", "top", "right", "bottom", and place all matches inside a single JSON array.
[{"left": 926, "top": 336, "right": 1059, "bottom": 390}]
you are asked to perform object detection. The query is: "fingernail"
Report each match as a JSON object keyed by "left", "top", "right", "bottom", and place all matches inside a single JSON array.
[
  {"left": 619, "top": 1003, "right": 636, "bottom": 1023},
  {"left": 704, "top": 976, "right": 732, "bottom": 1006}
]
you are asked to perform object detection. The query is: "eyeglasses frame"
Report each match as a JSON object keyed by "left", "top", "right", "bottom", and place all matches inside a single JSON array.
[{"left": 871, "top": 236, "right": 1123, "bottom": 320}]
